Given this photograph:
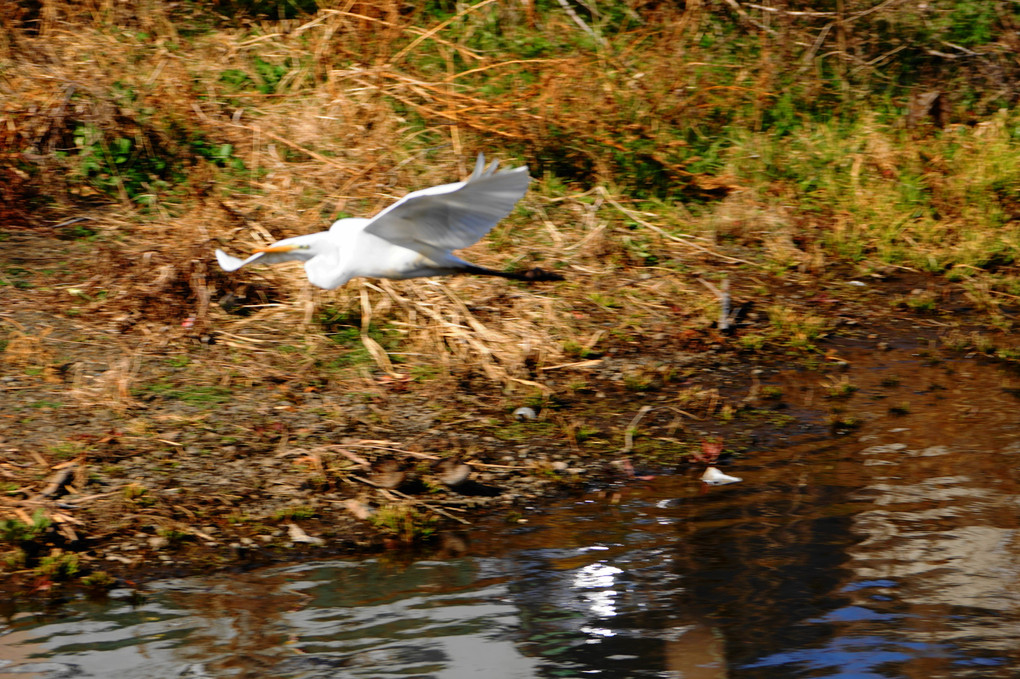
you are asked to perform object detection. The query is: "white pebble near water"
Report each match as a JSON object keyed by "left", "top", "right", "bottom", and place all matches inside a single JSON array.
[
  {"left": 701, "top": 467, "right": 742, "bottom": 485},
  {"left": 513, "top": 407, "right": 537, "bottom": 421}
]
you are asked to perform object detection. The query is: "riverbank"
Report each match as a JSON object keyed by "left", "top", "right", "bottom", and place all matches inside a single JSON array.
[
  {"left": 3, "top": 0, "right": 1019, "bottom": 594},
  {"left": 4, "top": 221, "right": 1016, "bottom": 595}
]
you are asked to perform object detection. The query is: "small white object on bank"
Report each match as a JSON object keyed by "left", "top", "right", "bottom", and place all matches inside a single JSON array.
[
  {"left": 513, "top": 406, "right": 537, "bottom": 421},
  {"left": 701, "top": 467, "right": 742, "bottom": 485},
  {"left": 287, "top": 523, "right": 325, "bottom": 545}
]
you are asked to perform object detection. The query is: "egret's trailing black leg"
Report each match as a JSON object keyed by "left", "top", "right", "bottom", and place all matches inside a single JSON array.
[{"left": 459, "top": 264, "right": 565, "bottom": 282}]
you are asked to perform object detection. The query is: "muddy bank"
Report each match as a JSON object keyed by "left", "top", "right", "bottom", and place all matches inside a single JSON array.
[{"left": 2, "top": 228, "right": 1018, "bottom": 595}]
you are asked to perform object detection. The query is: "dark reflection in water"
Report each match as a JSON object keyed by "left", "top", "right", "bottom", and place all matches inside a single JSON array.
[{"left": 2, "top": 348, "right": 1019, "bottom": 679}]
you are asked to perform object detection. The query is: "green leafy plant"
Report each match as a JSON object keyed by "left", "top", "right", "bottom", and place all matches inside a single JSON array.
[
  {"left": 370, "top": 503, "right": 437, "bottom": 542},
  {"left": 0, "top": 509, "right": 51, "bottom": 544},
  {"left": 36, "top": 551, "right": 80, "bottom": 579},
  {"left": 274, "top": 505, "right": 316, "bottom": 520}
]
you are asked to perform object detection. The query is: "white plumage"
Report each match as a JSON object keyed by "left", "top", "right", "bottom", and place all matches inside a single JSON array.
[{"left": 215, "top": 153, "right": 561, "bottom": 289}]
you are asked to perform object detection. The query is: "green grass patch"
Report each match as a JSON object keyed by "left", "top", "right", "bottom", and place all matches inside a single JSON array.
[
  {"left": 370, "top": 503, "right": 437, "bottom": 542},
  {"left": 274, "top": 505, "right": 316, "bottom": 521},
  {"left": 1, "top": 509, "right": 51, "bottom": 544},
  {"left": 135, "top": 381, "right": 232, "bottom": 405}
]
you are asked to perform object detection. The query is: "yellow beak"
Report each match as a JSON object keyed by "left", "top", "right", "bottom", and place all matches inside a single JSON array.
[{"left": 252, "top": 244, "right": 299, "bottom": 253}]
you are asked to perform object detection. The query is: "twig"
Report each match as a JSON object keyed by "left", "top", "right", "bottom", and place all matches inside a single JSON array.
[
  {"left": 351, "top": 477, "right": 472, "bottom": 525},
  {"left": 800, "top": 22, "right": 834, "bottom": 69},
  {"left": 745, "top": 3, "right": 835, "bottom": 16},
  {"left": 28, "top": 463, "right": 76, "bottom": 502},
  {"left": 346, "top": 443, "right": 441, "bottom": 460},
  {"left": 48, "top": 216, "right": 93, "bottom": 230},
  {"left": 665, "top": 406, "right": 703, "bottom": 421},
  {"left": 698, "top": 277, "right": 734, "bottom": 331},
  {"left": 467, "top": 462, "right": 529, "bottom": 470},
  {"left": 621, "top": 405, "right": 653, "bottom": 454},
  {"left": 348, "top": 474, "right": 390, "bottom": 490},
  {"left": 443, "top": 58, "right": 564, "bottom": 82},
  {"left": 50, "top": 511, "right": 84, "bottom": 525},
  {"left": 555, "top": 0, "right": 608, "bottom": 47},
  {"left": 381, "top": 487, "right": 472, "bottom": 525},
  {"left": 541, "top": 359, "right": 603, "bottom": 372},
  {"left": 328, "top": 447, "right": 372, "bottom": 468},
  {"left": 720, "top": 0, "right": 778, "bottom": 36},
  {"left": 52, "top": 489, "right": 121, "bottom": 508},
  {"left": 845, "top": 0, "right": 906, "bottom": 25},
  {"left": 939, "top": 40, "right": 982, "bottom": 57},
  {"left": 189, "top": 527, "right": 218, "bottom": 543}
]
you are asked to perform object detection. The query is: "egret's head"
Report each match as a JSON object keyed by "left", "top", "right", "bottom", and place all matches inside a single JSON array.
[{"left": 252, "top": 244, "right": 311, "bottom": 253}]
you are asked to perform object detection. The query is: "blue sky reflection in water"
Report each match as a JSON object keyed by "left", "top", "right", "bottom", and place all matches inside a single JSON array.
[{"left": 2, "top": 346, "right": 1020, "bottom": 678}]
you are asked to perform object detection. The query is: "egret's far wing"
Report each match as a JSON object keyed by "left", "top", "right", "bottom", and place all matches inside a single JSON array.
[{"left": 363, "top": 155, "right": 530, "bottom": 252}]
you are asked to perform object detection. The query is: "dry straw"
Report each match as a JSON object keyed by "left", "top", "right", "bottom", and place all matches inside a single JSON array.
[{"left": 0, "top": 1, "right": 737, "bottom": 392}]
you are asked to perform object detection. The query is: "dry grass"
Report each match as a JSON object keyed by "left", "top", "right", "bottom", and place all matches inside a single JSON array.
[
  {"left": 2, "top": 0, "right": 1019, "bottom": 392},
  {"left": 1, "top": 1, "right": 719, "bottom": 389}
]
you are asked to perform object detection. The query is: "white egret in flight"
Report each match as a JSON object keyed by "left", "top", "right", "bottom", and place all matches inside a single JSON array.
[{"left": 215, "top": 153, "right": 563, "bottom": 288}]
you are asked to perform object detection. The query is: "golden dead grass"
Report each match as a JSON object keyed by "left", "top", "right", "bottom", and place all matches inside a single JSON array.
[{"left": 2, "top": 0, "right": 1019, "bottom": 396}]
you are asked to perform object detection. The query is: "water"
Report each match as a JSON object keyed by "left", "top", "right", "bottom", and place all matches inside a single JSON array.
[{"left": 3, "top": 347, "right": 1020, "bottom": 678}]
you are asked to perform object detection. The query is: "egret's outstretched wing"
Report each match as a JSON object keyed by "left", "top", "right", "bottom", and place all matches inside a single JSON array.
[{"left": 363, "top": 153, "right": 530, "bottom": 252}]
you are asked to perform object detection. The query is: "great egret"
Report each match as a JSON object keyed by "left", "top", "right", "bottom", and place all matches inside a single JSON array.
[{"left": 215, "top": 153, "right": 563, "bottom": 288}]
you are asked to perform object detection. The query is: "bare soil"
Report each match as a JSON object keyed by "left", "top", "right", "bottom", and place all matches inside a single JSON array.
[{"left": 0, "top": 219, "right": 1013, "bottom": 594}]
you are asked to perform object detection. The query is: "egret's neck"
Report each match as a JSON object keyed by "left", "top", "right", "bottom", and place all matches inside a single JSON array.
[{"left": 328, "top": 217, "right": 371, "bottom": 233}]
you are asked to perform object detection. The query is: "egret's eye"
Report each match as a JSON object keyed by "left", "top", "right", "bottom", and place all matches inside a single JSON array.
[{"left": 298, "top": 244, "right": 311, "bottom": 250}]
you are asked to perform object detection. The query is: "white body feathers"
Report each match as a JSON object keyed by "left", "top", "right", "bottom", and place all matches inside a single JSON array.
[{"left": 215, "top": 153, "right": 532, "bottom": 289}]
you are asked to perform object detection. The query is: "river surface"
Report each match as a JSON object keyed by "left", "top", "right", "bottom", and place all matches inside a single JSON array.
[{"left": 2, "top": 346, "right": 1020, "bottom": 678}]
